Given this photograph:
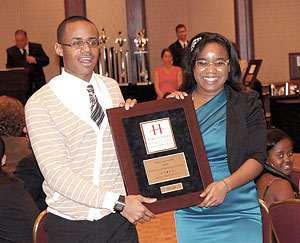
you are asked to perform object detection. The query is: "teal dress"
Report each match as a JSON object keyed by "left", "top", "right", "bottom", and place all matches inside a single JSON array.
[{"left": 175, "top": 90, "right": 262, "bottom": 243}]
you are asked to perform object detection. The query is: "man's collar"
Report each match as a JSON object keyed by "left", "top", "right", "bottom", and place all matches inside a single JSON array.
[
  {"left": 62, "top": 70, "right": 96, "bottom": 83},
  {"left": 19, "top": 44, "right": 29, "bottom": 53},
  {"left": 178, "top": 39, "right": 187, "bottom": 48}
]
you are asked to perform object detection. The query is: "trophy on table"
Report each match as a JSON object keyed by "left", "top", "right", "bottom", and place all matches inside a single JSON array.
[
  {"left": 134, "top": 29, "right": 149, "bottom": 83},
  {"left": 114, "top": 31, "right": 129, "bottom": 83},
  {"left": 98, "top": 28, "right": 115, "bottom": 79},
  {"left": 115, "top": 31, "right": 126, "bottom": 49}
]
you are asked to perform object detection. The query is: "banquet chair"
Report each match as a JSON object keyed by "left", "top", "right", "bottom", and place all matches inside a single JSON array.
[
  {"left": 269, "top": 199, "right": 300, "bottom": 243},
  {"left": 259, "top": 199, "right": 273, "bottom": 243},
  {"left": 291, "top": 154, "right": 300, "bottom": 189},
  {"left": 291, "top": 167, "right": 300, "bottom": 190},
  {"left": 32, "top": 209, "right": 47, "bottom": 243}
]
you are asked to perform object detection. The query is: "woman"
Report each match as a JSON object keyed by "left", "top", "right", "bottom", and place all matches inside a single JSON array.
[
  {"left": 256, "top": 128, "right": 298, "bottom": 206},
  {"left": 168, "top": 32, "right": 266, "bottom": 242},
  {"left": 154, "top": 48, "right": 182, "bottom": 99}
]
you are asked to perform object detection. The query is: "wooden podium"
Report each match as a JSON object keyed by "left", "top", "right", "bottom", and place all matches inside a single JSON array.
[{"left": 0, "top": 68, "right": 28, "bottom": 104}]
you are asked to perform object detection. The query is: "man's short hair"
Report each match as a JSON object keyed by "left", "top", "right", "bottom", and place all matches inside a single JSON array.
[
  {"left": 57, "top": 16, "right": 97, "bottom": 42},
  {"left": 176, "top": 24, "right": 186, "bottom": 32},
  {"left": 0, "top": 96, "right": 25, "bottom": 137},
  {"left": 15, "top": 29, "right": 27, "bottom": 37}
]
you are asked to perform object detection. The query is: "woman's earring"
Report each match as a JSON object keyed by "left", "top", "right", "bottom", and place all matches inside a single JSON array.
[{"left": 266, "top": 159, "right": 273, "bottom": 167}]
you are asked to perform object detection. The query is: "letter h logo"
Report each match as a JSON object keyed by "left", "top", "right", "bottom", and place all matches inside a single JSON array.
[{"left": 152, "top": 124, "right": 163, "bottom": 135}]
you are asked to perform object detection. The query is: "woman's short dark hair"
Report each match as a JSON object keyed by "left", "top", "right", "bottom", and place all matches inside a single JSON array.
[
  {"left": 0, "top": 96, "right": 25, "bottom": 137},
  {"left": 267, "top": 128, "right": 294, "bottom": 152},
  {"left": 161, "top": 48, "right": 172, "bottom": 58},
  {"left": 179, "top": 32, "right": 242, "bottom": 93}
]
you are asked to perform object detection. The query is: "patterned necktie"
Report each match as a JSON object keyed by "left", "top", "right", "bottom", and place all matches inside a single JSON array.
[{"left": 87, "top": 84, "right": 105, "bottom": 128}]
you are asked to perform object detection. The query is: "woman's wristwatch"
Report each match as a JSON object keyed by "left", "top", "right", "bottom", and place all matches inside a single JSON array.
[{"left": 114, "top": 195, "right": 126, "bottom": 212}]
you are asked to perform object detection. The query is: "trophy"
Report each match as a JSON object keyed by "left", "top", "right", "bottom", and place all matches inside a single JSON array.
[
  {"left": 99, "top": 28, "right": 109, "bottom": 45},
  {"left": 134, "top": 29, "right": 149, "bottom": 83},
  {"left": 134, "top": 29, "right": 148, "bottom": 51},
  {"left": 114, "top": 31, "right": 129, "bottom": 83},
  {"left": 115, "top": 31, "right": 126, "bottom": 50},
  {"left": 98, "top": 28, "right": 115, "bottom": 79}
]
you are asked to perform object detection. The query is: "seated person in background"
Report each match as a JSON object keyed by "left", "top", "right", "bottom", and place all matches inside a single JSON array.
[
  {"left": 0, "top": 136, "right": 39, "bottom": 243},
  {"left": 14, "top": 126, "right": 47, "bottom": 211},
  {"left": 0, "top": 96, "right": 46, "bottom": 210},
  {"left": 0, "top": 95, "right": 31, "bottom": 173},
  {"left": 0, "top": 95, "right": 25, "bottom": 137},
  {"left": 154, "top": 48, "right": 182, "bottom": 99},
  {"left": 256, "top": 128, "right": 298, "bottom": 206}
]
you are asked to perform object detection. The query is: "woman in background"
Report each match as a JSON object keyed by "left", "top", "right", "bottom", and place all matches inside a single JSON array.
[
  {"left": 154, "top": 48, "right": 182, "bottom": 99},
  {"left": 256, "top": 128, "right": 298, "bottom": 206}
]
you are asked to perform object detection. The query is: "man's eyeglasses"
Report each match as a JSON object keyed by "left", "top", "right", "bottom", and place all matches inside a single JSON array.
[
  {"left": 59, "top": 40, "right": 100, "bottom": 49},
  {"left": 195, "top": 59, "right": 230, "bottom": 70}
]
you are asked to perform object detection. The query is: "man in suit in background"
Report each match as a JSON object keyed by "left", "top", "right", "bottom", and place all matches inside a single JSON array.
[
  {"left": 169, "top": 24, "right": 188, "bottom": 67},
  {"left": 6, "top": 30, "right": 50, "bottom": 99}
]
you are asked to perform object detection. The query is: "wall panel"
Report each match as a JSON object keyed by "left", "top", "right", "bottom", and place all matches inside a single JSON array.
[
  {"left": 0, "top": 0, "right": 64, "bottom": 82},
  {"left": 253, "top": 0, "right": 300, "bottom": 84},
  {"left": 145, "top": 0, "right": 235, "bottom": 81}
]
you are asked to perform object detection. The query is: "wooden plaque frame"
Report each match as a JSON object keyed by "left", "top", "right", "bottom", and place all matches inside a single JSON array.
[
  {"left": 289, "top": 52, "right": 300, "bottom": 80},
  {"left": 106, "top": 96, "right": 213, "bottom": 213},
  {"left": 243, "top": 59, "right": 262, "bottom": 86}
]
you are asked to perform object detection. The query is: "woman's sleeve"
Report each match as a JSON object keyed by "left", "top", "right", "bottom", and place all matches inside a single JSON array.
[{"left": 245, "top": 91, "right": 267, "bottom": 166}]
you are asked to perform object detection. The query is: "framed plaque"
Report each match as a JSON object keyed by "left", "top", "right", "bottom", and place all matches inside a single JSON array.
[
  {"left": 243, "top": 59, "right": 262, "bottom": 86},
  {"left": 106, "top": 96, "right": 213, "bottom": 214},
  {"left": 289, "top": 52, "right": 300, "bottom": 80}
]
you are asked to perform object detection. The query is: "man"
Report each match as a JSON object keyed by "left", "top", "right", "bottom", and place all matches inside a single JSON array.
[
  {"left": 6, "top": 30, "right": 49, "bottom": 99},
  {"left": 25, "top": 16, "right": 156, "bottom": 242},
  {"left": 169, "top": 24, "right": 188, "bottom": 67}
]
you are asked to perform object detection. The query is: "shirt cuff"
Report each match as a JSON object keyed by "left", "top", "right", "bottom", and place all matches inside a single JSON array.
[{"left": 102, "top": 191, "right": 120, "bottom": 212}]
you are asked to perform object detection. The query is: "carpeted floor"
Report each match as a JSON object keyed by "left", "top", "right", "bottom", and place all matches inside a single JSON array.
[{"left": 136, "top": 211, "right": 177, "bottom": 243}]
